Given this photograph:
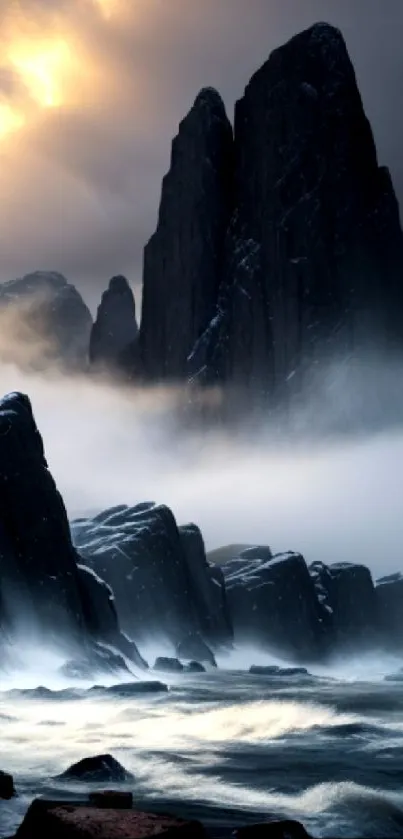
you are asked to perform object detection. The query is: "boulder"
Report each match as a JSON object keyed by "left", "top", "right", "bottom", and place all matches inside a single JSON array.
[
  {"left": 184, "top": 661, "right": 206, "bottom": 673},
  {"left": 249, "top": 666, "right": 309, "bottom": 677},
  {"left": 309, "top": 561, "right": 380, "bottom": 650},
  {"left": 236, "top": 820, "right": 313, "bottom": 838},
  {"left": 221, "top": 550, "right": 327, "bottom": 660},
  {"left": 57, "top": 754, "right": 132, "bottom": 783},
  {"left": 153, "top": 657, "right": 184, "bottom": 673},
  {"left": 0, "top": 769, "right": 15, "bottom": 799},
  {"left": 176, "top": 634, "right": 217, "bottom": 667},
  {"left": 0, "top": 271, "right": 92, "bottom": 371},
  {"left": 376, "top": 573, "right": 403, "bottom": 651},
  {"left": 71, "top": 504, "right": 233, "bottom": 651},
  {"left": 137, "top": 87, "right": 233, "bottom": 381},
  {"left": 15, "top": 800, "right": 206, "bottom": 839},
  {"left": 100, "top": 681, "right": 168, "bottom": 696},
  {"left": 89, "top": 276, "right": 138, "bottom": 370},
  {"left": 88, "top": 791, "right": 133, "bottom": 809}
]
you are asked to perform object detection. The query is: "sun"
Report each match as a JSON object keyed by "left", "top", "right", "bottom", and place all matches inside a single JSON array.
[{"left": 8, "top": 39, "right": 74, "bottom": 109}]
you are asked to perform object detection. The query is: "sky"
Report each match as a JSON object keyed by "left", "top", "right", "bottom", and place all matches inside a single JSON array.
[{"left": 0, "top": 0, "right": 402, "bottom": 311}]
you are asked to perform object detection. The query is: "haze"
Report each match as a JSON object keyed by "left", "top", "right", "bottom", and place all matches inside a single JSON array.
[
  {"left": 0, "top": 356, "right": 401, "bottom": 580},
  {"left": 0, "top": 0, "right": 402, "bottom": 306}
]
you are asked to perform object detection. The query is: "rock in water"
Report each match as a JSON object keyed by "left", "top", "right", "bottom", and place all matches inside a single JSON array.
[
  {"left": 89, "top": 275, "right": 138, "bottom": 370},
  {"left": 0, "top": 769, "right": 15, "bottom": 799},
  {"left": 221, "top": 549, "right": 327, "bottom": 660},
  {"left": 138, "top": 88, "right": 233, "bottom": 381},
  {"left": 57, "top": 754, "right": 132, "bottom": 783},
  {"left": 0, "top": 271, "right": 92, "bottom": 371},
  {"left": 309, "top": 561, "right": 380, "bottom": 651},
  {"left": 71, "top": 503, "right": 233, "bottom": 651},
  {"left": 236, "top": 820, "right": 313, "bottom": 838},
  {"left": 0, "top": 392, "right": 145, "bottom": 670},
  {"left": 176, "top": 634, "right": 217, "bottom": 667},
  {"left": 203, "top": 22, "right": 403, "bottom": 400},
  {"left": 375, "top": 573, "right": 403, "bottom": 651},
  {"left": 153, "top": 657, "right": 184, "bottom": 673},
  {"left": 15, "top": 800, "right": 207, "bottom": 839}
]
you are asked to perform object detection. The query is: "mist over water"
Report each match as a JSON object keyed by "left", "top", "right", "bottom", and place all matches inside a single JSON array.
[
  {"left": 0, "top": 356, "right": 402, "bottom": 576},
  {"left": 1, "top": 353, "right": 403, "bottom": 837}
]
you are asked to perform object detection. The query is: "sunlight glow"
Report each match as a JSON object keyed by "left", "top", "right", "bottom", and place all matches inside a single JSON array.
[
  {"left": 8, "top": 39, "right": 74, "bottom": 108},
  {"left": 0, "top": 101, "right": 25, "bottom": 139},
  {"left": 92, "top": 0, "right": 117, "bottom": 19}
]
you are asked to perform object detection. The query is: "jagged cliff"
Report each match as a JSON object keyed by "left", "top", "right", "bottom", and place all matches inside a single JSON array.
[
  {"left": 135, "top": 23, "right": 403, "bottom": 406},
  {"left": 138, "top": 87, "right": 234, "bottom": 380}
]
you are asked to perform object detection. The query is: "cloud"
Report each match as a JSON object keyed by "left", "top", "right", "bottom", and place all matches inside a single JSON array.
[{"left": 0, "top": 0, "right": 402, "bottom": 308}]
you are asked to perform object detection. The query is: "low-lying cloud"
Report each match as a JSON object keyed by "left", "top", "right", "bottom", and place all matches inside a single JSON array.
[{"left": 0, "top": 353, "right": 402, "bottom": 580}]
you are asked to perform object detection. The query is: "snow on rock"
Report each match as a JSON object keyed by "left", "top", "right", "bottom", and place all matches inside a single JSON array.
[{"left": 71, "top": 503, "right": 233, "bottom": 651}]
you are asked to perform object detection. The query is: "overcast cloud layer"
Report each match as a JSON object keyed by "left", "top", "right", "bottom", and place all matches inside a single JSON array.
[{"left": 0, "top": 0, "right": 402, "bottom": 309}]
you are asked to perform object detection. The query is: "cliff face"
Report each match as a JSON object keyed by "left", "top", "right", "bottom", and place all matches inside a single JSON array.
[
  {"left": 139, "top": 87, "right": 234, "bottom": 381},
  {"left": 138, "top": 23, "right": 403, "bottom": 406},
  {"left": 89, "top": 275, "right": 138, "bottom": 369},
  {"left": 200, "top": 22, "right": 403, "bottom": 400}
]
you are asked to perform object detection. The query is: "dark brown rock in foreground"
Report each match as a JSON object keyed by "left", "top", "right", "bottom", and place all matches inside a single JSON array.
[
  {"left": 88, "top": 791, "right": 133, "bottom": 809},
  {"left": 15, "top": 800, "right": 206, "bottom": 838},
  {"left": 236, "top": 819, "right": 314, "bottom": 838}
]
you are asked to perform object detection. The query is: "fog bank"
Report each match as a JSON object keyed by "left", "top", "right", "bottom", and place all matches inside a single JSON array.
[{"left": 0, "top": 357, "right": 401, "bottom": 579}]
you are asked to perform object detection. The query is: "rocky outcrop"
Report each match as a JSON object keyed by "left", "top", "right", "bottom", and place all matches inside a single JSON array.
[
  {"left": 57, "top": 754, "right": 132, "bottom": 783},
  {"left": 134, "top": 23, "right": 403, "bottom": 411},
  {"left": 0, "top": 391, "right": 145, "bottom": 672},
  {"left": 137, "top": 88, "right": 233, "bottom": 381},
  {"left": 201, "top": 22, "right": 403, "bottom": 401},
  {"left": 89, "top": 275, "right": 138, "bottom": 370},
  {"left": 71, "top": 503, "right": 233, "bottom": 651},
  {"left": 309, "top": 561, "right": 380, "bottom": 651},
  {"left": 218, "top": 548, "right": 327, "bottom": 660},
  {"left": 0, "top": 271, "right": 92, "bottom": 371},
  {"left": 376, "top": 573, "right": 403, "bottom": 650}
]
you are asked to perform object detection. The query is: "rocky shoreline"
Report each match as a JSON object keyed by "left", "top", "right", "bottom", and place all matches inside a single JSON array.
[
  {"left": 1, "top": 760, "right": 314, "bottom": 838},
  {"left": 0, "top": 390, "right": 401, "bottom": 837}
]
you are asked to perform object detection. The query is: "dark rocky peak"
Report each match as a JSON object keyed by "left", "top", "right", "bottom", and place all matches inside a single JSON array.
[
  {"left": 138, "top": 86, "right": 234, "bottom": 381},
  {"left": 201, "top": 21, "right": 403, "bottom": 403},
  {"left": 89, "top": 275, "right": 138, "bottom": 369}
]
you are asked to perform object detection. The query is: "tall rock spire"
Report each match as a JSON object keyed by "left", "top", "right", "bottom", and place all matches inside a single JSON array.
[
  {"left": 90, "top": 275, "right": 138, "bottom": 369},
  {"left": 203, "top": 22, "right": 403, "bottom": 400},
  {"left": 138, "top": 87, "right": 234, "bottom": 380}
]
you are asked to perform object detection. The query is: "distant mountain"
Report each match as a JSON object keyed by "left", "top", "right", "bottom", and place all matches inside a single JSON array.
[{"left": 0, "top": 270, "right": 92, "bottom": 371}]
